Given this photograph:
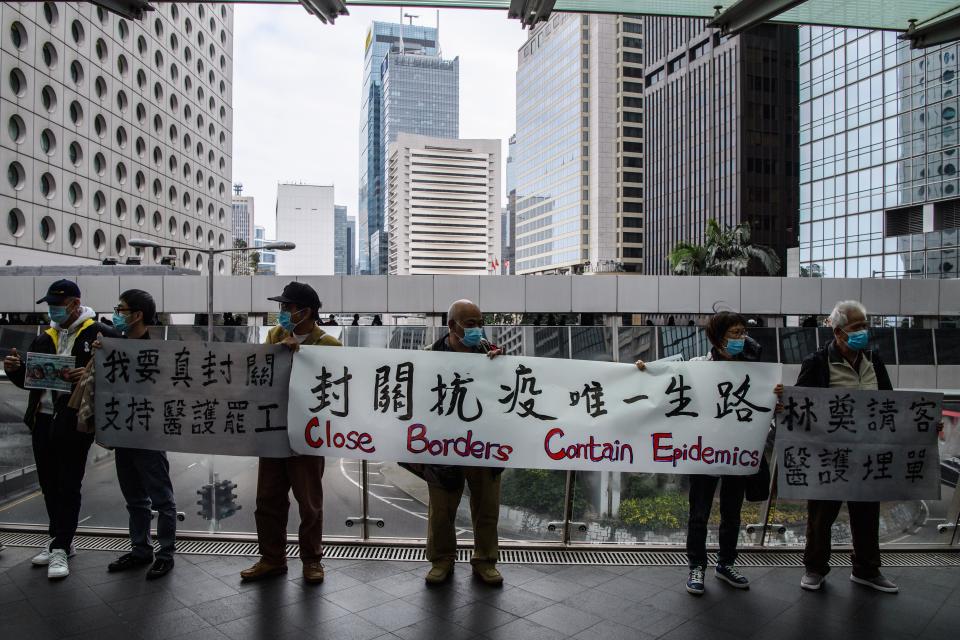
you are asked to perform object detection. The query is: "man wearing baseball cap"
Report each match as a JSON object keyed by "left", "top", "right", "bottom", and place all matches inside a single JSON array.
[
  {"left": 240, "top": 282, "right": 341, "bottom": 584},
  {"left": 3, "top": 280, "right": 117, "bottom": 579}
]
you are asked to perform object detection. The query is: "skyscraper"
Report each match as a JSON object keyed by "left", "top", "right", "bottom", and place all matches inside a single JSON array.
[
  {"left": 798, "top": 27, "right": 960, "bottom": 280},
  {"left": 253, "top": 225, "right": 276, "bottom": 275},
  {"left": 275, "top": 183, "right": 335, "bottom": 275},
  {"left": 502, "top": 134, "right": 517, "bottom": 274},
  {"left": 0, "top": 3, "right": 234, "bottom": 271},
  {"left": 642, "top": 18, "right": 799, "bottom": 275},
  {"left": 358, "top": 21, "right": 442, "bottom": 275},
  {"left": 334, "top": 204, "right": 355, "bottom": 275},
  {"left": 232, "top": 186, "right": 254, "bottom": 250},
  {"left": 514, "top": 13, "right": 644, "bottom": 275},
  {"left": 387, "top": 134, "right": 500, "bottom": 275}
]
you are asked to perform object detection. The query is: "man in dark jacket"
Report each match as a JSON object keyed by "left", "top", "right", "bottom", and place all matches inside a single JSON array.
[
  {"left": 796, "top": 300, "right": 898, "bottom": 594},
  {"left": 104, "top": 289, "right": 178, "bottom": 580},
  {"left": 421, "top": 299, "right": 505, "bottom": 586},
  {"left": 2, "top": 280, "right": 117, "bottom": 579}
]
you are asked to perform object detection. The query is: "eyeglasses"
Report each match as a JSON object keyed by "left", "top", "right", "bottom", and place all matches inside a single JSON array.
[{"left": 113, "top": 306, "right": 132, "bottom": 314}]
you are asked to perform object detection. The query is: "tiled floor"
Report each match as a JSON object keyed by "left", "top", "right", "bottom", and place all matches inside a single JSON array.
[{"left": 1, "top": 546, "right": 957, "bottom": 640}]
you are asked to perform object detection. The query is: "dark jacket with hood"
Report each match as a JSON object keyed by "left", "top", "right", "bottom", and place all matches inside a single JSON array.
[{"left": 8, "top": 307, "right": 118, "bottom": 431}]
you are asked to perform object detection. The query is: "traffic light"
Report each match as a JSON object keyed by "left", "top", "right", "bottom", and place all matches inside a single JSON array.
[
  {"left": 215, "top": 479, "right": 242, "bottom": 521},
  {"left": 197, "top": 483, "right": 214, "bottom": 520}
]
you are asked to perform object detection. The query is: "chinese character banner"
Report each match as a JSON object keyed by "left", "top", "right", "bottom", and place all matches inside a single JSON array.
[
  {"left": 95, "top": 339, "right": 294, "bottom": 457},
  {"left": 288, "top": 346, "right": 782, "bottom": 474},
  {"left": 776, "top": 387, "right": 942, "bottom": 501}
]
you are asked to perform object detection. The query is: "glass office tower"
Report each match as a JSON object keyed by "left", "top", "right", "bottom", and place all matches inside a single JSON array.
[
  {"left": 799, "top": 27, "right": 960, "bottom": 280},
  {"left": 357, "top": 22, "right": 441, "bottom": 275}
]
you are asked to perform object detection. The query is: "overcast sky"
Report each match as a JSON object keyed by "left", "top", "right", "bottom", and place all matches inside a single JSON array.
[{"left": 231, "top": 5, "right": 528, "bottom": 239}]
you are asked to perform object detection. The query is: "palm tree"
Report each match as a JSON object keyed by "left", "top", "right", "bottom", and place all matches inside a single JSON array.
[{"left": 669, "top": 219, "right": 781, "bottom": 276}]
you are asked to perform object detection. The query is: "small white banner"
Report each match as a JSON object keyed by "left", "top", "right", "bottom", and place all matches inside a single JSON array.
[{"left": 287, "top": 346, "right": 781, "bottom": 474}]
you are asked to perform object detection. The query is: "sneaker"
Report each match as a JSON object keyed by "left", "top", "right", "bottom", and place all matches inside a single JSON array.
[
  {"left": 850, "top": 573, "right": 898, "bottom": 594},
  {"left": 425, "top": 561, "right": 454, "bottom": 585},
  {"left": 31, "top": 541, "right": 75, "bottom": 566},
  {"left": 47, "top": 549, "right": 69, "bottom": 580},
  {"left": 146, "top": 558, "right": 174, "bottom": 580},
  {"left": 302, "top": 560, "right": 325, "bottom": 584},
  {"left": 715, "top": 564, "right": 749, "bottom": 589},
  {"left": 686, "top": 566, "right": 705, "bottom": 595},
  {"left": 108, "top": 552, "right": 154, "bottom": 573},
  {"left": 801, "top": 571, "right": 825, "bottom": 591}
]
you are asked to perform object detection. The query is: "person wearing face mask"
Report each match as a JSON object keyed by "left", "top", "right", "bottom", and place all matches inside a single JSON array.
[
  {"left": 419, "top": 299, "right": 504, "bottom": 586},
  {"left": 636, "top": 311, "right": 781, "bottom": 595},
  {"left": 102, "top": 289, "right": 178, "bottom": 580},
  {"left": 240, "top": 282, "right": 341, "bottom": 585},
  {"left": 2, "top": 280, "right": 117, "bottom": 580},
  {"left": 797, "top": 300, "right": 897, "bottom": 594}
]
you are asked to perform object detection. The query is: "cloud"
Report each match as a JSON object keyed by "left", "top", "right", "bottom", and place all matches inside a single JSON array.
[{"left": 231, "top": 5, "right": 527, "bottom": 239}]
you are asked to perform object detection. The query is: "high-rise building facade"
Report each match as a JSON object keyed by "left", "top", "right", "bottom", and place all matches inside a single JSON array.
[
  {"left": 334, "top": 204, "right": 355, "bottom": 275},
  {"left": 513, "top": 13, "right": 644, "bottom": 275},
  {"left": 275, "top": 183, "right": 335, "bottom": 275},
  {"left": 253, "top": 224, "right": 275, "bottom": 275},
  {"left": 387, "top": 133, "right": 500, "bottom": 275},
  {"left": 1, "top": 3, "right": 234, "bottom": 272},
  {"left": 642, "top": 18, "right": 799, "bottom": 275},
  {"left": 798, "top": 27, "right": 960, "bottom": 280},
  {"left": 502, "top": 133, "right": 517, "bottom": 274},
  {"left": 231, "top": 191, "right": 254, "bottom": 249},
  {"left": 358, "top": 21, "right": 440, "bottom": 275}
]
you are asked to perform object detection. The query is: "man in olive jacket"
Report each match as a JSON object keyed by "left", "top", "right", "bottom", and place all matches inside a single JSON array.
[{"left": 240, "top": 282, "right": 341, "bottom": 584}]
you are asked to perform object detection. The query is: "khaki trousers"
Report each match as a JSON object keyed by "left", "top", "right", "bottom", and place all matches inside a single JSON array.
[
  {"left": 426, "top": 468, "right": 501, "bottom": 566},
  {"left": 254, "top": 456, "right": 325, "bottom": 564}
]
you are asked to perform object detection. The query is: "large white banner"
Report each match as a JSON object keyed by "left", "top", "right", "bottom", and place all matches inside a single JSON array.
[{"left": 287, "top": 346, "right": 781, "bottom": 474}]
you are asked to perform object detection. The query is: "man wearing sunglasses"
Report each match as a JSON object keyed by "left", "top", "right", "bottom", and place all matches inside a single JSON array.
[{"left": 240, "top": 282, "right": 341, "bottom": 584}]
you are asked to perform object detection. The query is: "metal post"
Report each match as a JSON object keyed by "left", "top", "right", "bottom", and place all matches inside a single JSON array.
[
  {"left": 361, "top": 460, "right": 371, "bottom": 540},
  {"left": 561, "top": 470, "right": 574, "bottom": 545},
  {"left": 207, "top": 249, "right": 216, "bottom": 532}
]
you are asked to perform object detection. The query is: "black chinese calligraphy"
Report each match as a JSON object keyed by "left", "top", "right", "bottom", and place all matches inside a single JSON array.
[
  {"left": 906, "top": 448, "right": 926, "bottom": 482},
  {"left": 782, "top": 445, "right": 812, "bottom": 486},
  {"left": 124, "top": 397, "right": 154, "bottom": 432},
  {"left": 310, "top": 366, "right": 352, "bottom": 418},
  {"left": 780, "top": 396, "right": 818, "bottom": 432},
  {"left": 818, "top": 447, "right": 853, "bottom": 483},
  {"left": 827, "top": 393, "right": 857, "bottom": 434},
  {"left": 569, "top": 381, "right": 608, "bottom": 418},
  {"left": 201, "top": 351, "right": 234, "bottom": 387},
  {"left": 715, "top": 375, "right": 770, "bottom": 422},
  {"left": 499, "top": 364, "right": 556, "bottom": 421},
  {"left": 191, "top": 399, "right": 219, "bottom": 435},
  {"left": 224, "top": 400, "right": 248, "bottom": 434},
  {"left": 866, "top": 398, "right": 898, "bottom": 432},
  {"left": 163, "top": 399, "right": 185, "bottom": 436},
  {"left": 664, "top": 375, "right": 698, "bottom": 418},
  {"left": 254, "top": 403, "right": 285, "bottom": 433},
  {"left": 246, "top": 353, "right": 275, "bottom": 387},
  {"left": 861, "top": 451, "right": 894, "bottom": 480},
  {"left": 135, "top": 349, "right": 160, "bottom": 384},
  {"left": 910, "top": 398, "right": 937, "bottom": 433},
  {"left": 430, "top": 372, "right": 482, "bottom": 422},
  {"left": 171, "top": 347, "right": 193, "bottom": 388},
  {"left": 373, "top": 362, "right": 413, "bottom": 421},
  {"left": 102, "top": 349, "right": 130, "bottom": 384},
  {"left": 102, "top": 396, "right": 120, "bottom": 431}
]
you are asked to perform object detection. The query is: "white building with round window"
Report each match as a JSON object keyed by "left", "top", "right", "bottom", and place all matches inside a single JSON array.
[{"left": 1, "top": 2, "right": 233, "bottom": 273}]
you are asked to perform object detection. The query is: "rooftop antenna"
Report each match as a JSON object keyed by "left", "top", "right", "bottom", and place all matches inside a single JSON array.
[
  {"left": 233, "top": 183, "right": 243, "bottom": 196},
  {"left": 404, "top": 12, "right": 418, "bottom": 25},
  {"left": 399, "top": 6, "right": 404, "bottom": 54}
]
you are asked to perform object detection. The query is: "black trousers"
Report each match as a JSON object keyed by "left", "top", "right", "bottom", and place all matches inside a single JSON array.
[
  {"left": 686, "top": 474, "right": 745, "bottom": 569},
  {"left": 803, "top": 500, "right": 881, "bottom": 578},
  {"left": 115, "top": 448, "right": 177, "bottom": 561},
  {"left": 32, "top": 413, "right": 94, "bottom": 551}
]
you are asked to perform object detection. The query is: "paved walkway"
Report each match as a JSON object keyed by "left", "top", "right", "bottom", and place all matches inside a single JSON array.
[{"left": 1, "top": 546, "right": 957, "bottom": 640}]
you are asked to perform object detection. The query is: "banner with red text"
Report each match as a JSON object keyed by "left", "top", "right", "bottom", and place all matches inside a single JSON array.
[{"left": 287, "top": 346, "right": 781, "bottom": 474}]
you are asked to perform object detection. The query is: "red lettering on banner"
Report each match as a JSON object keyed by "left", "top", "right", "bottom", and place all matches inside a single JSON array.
[
  {"left": 303, "top": 416, "right": 376, "bottom": 453},
  {"left": 544, "top": 427, "right": 634, "bottom": 463},
  {"left": 406, "top": 423, "right": 512, "bottom": 462},
  {"left": 651, "top": 433, "right": 760, "bottom": 468}
]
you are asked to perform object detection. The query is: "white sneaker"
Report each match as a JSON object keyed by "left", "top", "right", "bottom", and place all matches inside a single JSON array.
[
  {"left": 31, "top": 541, "right": 76, "bottom": 566},
  {"left": 47, "top": 549, "right": 69, "bottom": 579}
]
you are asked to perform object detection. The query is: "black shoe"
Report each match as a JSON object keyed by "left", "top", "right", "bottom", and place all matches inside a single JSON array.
[
  {"left": 146, "top": 558, "right": 174, "bottom": 580},
  {"left": 108, "top": 552, "right": 154, "bottom": 573}
]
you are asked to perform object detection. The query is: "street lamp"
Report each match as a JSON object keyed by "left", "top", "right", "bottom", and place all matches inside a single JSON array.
[{"left": 129, "top": 238, "right": 296, "bottom": 342}]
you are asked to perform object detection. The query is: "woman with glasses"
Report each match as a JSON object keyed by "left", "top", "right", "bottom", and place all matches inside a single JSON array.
[{"left": 637, "top": 311, "right": 781, "bottom": 596}]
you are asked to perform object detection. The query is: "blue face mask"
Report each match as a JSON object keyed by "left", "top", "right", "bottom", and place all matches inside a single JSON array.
[
  {"left": 278, "top": 311, "right": 298, "bottom": 333},
  {"left": 845, "top": 329, "right": 869, "bottom": 351},
  {"left": 49, "top": 305, "right": 69, "bottom": 326},
  {"left": 725, "top": 338, "right": 745, "bottom": 356},
  {"left": 461, "top": 327, "right": 485, "bottom": 348},
  {"left": 112, "top": 313, "right": 129, "bottom": 334}
]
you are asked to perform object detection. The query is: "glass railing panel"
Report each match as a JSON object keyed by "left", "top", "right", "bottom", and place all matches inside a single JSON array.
[
  {"left": 617, "top": 326, "right": 656, "bottom": 364},
  {"left": 897, "top": 328, "right": 935, "bottom": 365},
  {"left": 935, "top": 329, "right": 960, "bottom": 364},
  {"left": 570, "top": 327, "right": 614, "bottom": 362},
  {"left": 779, "top": 327, "right": 818, "bottom": 364}
]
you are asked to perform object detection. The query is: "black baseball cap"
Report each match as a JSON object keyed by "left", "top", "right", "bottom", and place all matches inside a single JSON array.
[
  {"left": 268, "top": 282, "right": 321, "bottom": 312},
  {"left": 36, "top": 279, "right": 81, "bottom": 305}
]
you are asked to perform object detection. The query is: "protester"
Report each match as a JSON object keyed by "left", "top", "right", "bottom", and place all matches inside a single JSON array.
[
  {"left": 797, "top": 300, "right": 898, "bottom": 593},
  {"left": 351, "top": 313, "right": 360, "bottom": 326},
  {"left": 103, "top": 290, "right": 178, "bottom": 579},
  {"left": 2, "top": 280, "right": 117, "bottom": 579},
  {"left": 419, "top": 299, "right": 504, "bottom": 585},
  {"left": 326, "top": 314, "right": 338, "bottom": 326},
  {"left": 372, "top": 314, "right": 383, "bottom": 326},
  {"left": 636, "top": 311, "right": 781, "bottom": 595},
  {"left": 240, "top": 282, "right": 341, "bottom": 584}
]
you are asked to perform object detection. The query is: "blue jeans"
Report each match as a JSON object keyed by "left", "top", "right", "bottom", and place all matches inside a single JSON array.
[{"left": 115, "top": 448, "right": 177, "bottom": 561}]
